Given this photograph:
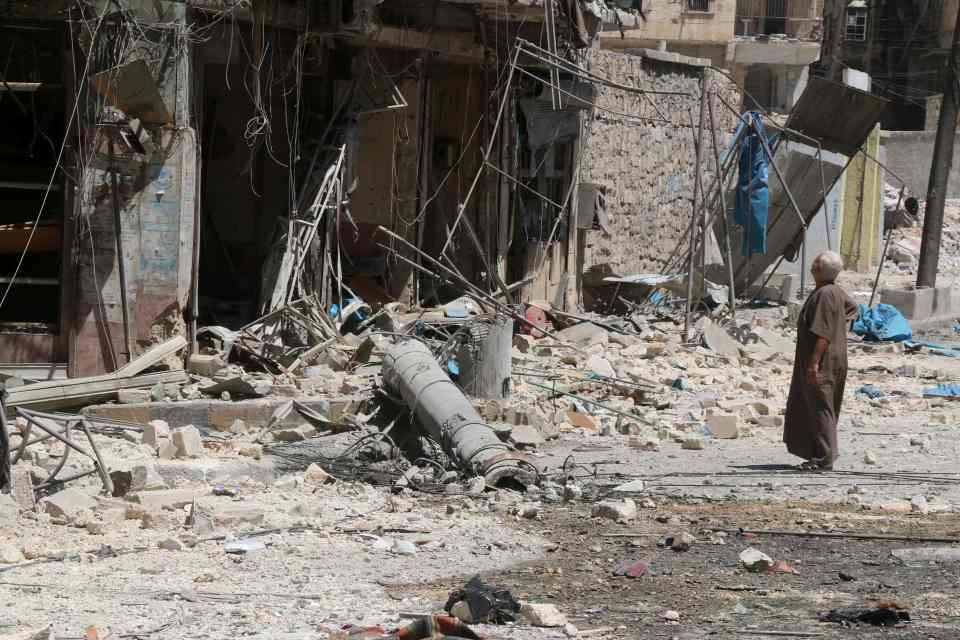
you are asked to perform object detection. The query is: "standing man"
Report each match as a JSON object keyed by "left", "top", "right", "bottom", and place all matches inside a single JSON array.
[{"left": 784, "top": 251, "right": 857, "bottom": 471}]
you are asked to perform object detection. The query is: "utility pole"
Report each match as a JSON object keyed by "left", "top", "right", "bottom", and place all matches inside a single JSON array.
[{"left": 917, "top": 3, "right": 960, "bottom": 288}]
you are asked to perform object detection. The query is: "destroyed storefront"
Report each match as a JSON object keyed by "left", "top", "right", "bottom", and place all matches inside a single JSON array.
[{"left": 0, "top": 0, "right": 731, "bottom": 379}]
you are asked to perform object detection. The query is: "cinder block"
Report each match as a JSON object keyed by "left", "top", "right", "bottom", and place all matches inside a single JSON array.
[{"left": 880, "top": 287, "right": 934, "bottom": 320}]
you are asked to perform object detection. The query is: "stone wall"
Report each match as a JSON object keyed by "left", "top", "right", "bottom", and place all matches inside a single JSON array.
[{"left": 577, "top": 48, "right": 741, "bottom": 279}]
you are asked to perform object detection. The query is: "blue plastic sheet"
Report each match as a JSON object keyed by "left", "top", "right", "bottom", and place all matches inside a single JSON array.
[
  {"left": 856, "top": 384, "right": 884, "bottom": 399},
  {"left": 923, "top": 383, "right": 960, "bottom": 398},
  {"left": 733, "top": 113, "right": 772, "bottom": 257},
  {"left": 852, "top": 304, "right": 913, "bottom": 342}
]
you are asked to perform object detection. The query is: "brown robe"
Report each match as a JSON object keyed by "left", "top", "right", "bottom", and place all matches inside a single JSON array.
[{"left": 783, "top": 283, "right": 857, "bottom": 467}]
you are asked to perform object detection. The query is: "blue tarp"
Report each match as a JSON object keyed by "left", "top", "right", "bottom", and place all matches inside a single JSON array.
[
  {"left": 856, "top": 384, "right": 884, "bottom": 399},
  {"left": 923, "top": 383, "right": 960, "bottom": 398},
  {"left": 852, "top": 304, "right": 913, "bottom": 342},
  {"left": 733, "top": 113, "right": 772, "bottom": 257}
]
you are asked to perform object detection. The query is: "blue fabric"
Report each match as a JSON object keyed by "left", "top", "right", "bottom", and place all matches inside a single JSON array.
[
  {"left": 923, "top": 383, "right": 960, "bottom": 398},
  {"left": 905, "top": 340, "right": 960, "bottom": 357},
  {"left": 852, "top": 304, "right": 913, "bottom": 342},
  {"left": 856, "top": 384, "right": 884, "bottom": 399},
  {"left": 733, "top": 113, "right": 771, "bottom": 257}
]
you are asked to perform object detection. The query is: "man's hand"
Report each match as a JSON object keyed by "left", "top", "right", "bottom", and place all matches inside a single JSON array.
[{"left": 806, "top": 365, "right": 820, "bottom": 385}]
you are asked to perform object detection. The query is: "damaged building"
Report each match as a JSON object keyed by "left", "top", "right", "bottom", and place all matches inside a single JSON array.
[{"left": 0, "top": 0, "right": 744, "bottom": 378}]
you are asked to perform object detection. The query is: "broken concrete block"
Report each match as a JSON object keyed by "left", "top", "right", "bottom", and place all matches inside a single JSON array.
[
  {"left": 864, "top": 450, "right": 878, "bottom": 465},
  {"left": 157, "top": 537, "right": 183, "bottom": 551},
  {"left": 150, "top": 382, "right": 166, "bottom": 402},
  {"left": 273, "top": 424, "right": 317, "bottom": 442},
  {"left": 586, "top": 354, "right": 616, "bottom": 378},
  {"left": 187, "top": 354, "right": 226, "bottom": 377},
  {"left": 740, "top": 548, "right": 774, "bottom": 572},
  {"left": 706, "top": 414, "right": 740, "bottom": 439},
  {"left": 304, "top": 463, "right": 333, "bottom": 484},
  {"left": 702, "top": 320, "right": 741, "bottom": 358},
  {"left": 555, "top": 323, "right": 609, "bottom": 346},
  {"left": 521, "top": 603, "right": 568, "bottom": 627},
  {"left": 141, "top": 510, "right": 183, "bottom": 530},
  {"left": 0, "top": 494, "right": 19, "bottom": 523},
  {"left": 158, "top": 439, "right": 178, "bottom": 460},
  {"left": 193, "top": 499, "right": 264, "bottom": 527},
  {"left": 172, "top": 425, "right": 203, "bottom": 458},
  {"left": 118, "top": 389, "right": 152, "bottom": 404},
  {"left": 671, "top": 531, "right": 695, "bottom": 552},
  {"left": 0, "top": 543, "right": 24, "bottom": 564},
  {"left": 756, "top": 415, "right": 784, "bottom": 428},
  {"left": 591, "top": 499, "right": 637, "bottom": 522},
  {"left": 40, "top": 488, "right": 97, "bottom": 522},
  {"left": 9, "top": 465, "right": 35, "bottom": 511},
  {"left": 130, "top": 489, "right": 203, "bottom": 512},
  {"left": 239, "top": 443, "right": 262, "bottom": 460},
  {"left": 131, "top": 464, "right": 167, "bottom": 492},
  {"left": 682, "top": 437, "right": 706, "bottom": 450},
  {"left": 142, "top": 420, "right": 171, "bottom": 449},
  {"left": 510, "top": 423, "right": 545, "bottom": 448}
]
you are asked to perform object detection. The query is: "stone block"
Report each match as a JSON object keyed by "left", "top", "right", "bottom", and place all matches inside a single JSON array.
[
  {"left": 756, "top": 415, "right": 784, "bottom": 428},
  {"left": 0, "top": 543, "right": 24, "bottom": 564},
  {"left": 304, "top": 463, "right": 332, "bottom": 484},
  {"left": 187, "top": 354, "right": 226, "bottom": 377},
  {"left": 9, "top": 465, "right": 35, "bottom": 510},
  {"left": 142, "top": 420, "right": 170, "bottom": 449},
  {"left": 172, "top": 426, "right": 203, "bottom": 458},
  {"left": 131, "top": 464, "right": 167, "bottom": 492},
  {"left": 117, "top": 389, "right": 152, "bottom": 404},
  {"left": 510, "top": 423, "right": 545, "bottom": 448},
  {"left": 158, "top": 439, "right": 178, "bottom": 460},
  {"left": 707, "top": 414, "right": 740, "bottom": 439},
  {"left": 591, "top": 499, "right": 637, "bottom": 522},
  {"left": 521, "top": 603, "right": 568, "bottom": 627},
  {"left": 40, "top": 488, "right": 97, "bottom": 522}
]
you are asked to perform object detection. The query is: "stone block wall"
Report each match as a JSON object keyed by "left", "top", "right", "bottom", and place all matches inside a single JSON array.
[{"left": 577, "top": 49, "right": 741, "bottom": 278}]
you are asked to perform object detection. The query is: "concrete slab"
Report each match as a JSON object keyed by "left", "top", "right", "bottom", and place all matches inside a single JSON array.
[{"left": 880, "top": 286, "right": 958, "bottom": 327}]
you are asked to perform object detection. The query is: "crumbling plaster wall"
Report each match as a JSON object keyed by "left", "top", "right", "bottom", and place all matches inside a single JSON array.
[
  {"left": 72, "top": 12, "right": 194, "bottom": 376},
  {"left": 576, "top": 49, "right": 740, "bottom": 280}
]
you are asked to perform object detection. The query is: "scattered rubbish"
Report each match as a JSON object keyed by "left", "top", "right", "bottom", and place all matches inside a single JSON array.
[
  {"left": 765, "top": 560, "right": 799, "bottom": 575},
  {"left": 613, "top": 559, "right": 650, "bottom": 578},
  {"left": 444, "top": 576, "right": 521, "bottom": 624},
  {"left": 922, "top": 383, "right": 960, "bottom": 399},
  {"left": 330, "top": 615, "right": 482, "bottom": 640},
  {"left": 818, "top": 602, "right": 910, "bottom": 626},
  {"left": 224, "top": 539, "right": 267, "bottom": 554}
]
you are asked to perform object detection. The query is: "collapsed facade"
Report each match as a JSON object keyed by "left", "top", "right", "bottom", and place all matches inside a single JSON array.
[{"left": 0, "top": 0, "right": 742, "bottom": 378}]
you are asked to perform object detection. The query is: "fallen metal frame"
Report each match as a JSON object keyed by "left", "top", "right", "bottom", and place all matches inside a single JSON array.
[{"left": 9, "top": 408, "right": 115, "bottom": 494}]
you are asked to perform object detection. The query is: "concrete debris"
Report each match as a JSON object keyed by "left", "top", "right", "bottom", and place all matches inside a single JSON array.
[
  {"left": 706, "top": 413, "right": 740, "bottom": 439},
  {"left": 172, "top": 426, "right": 203, "bottom": 458},
  {"left": 142, "top": 420, "right": 170, "bottom": 449},
  {"left": 304, "top": 463, "right": 333, "bottom": 484},
  {"left": 0, "top": 543, "right": 24, "bottom": 564},
  {"left": 40, "top": 488, "right": 98, "bottom": 522},
  {"left": 0, "top": 494, "right": 19, "bottom": 522},
  {"left": 521, "top": 603, "right": 568, "bottom": 627},
  {"left": 670, "top": 531, "right": 695, "bottom": 551},
  {"left": 740, "top": 548, "right": 774, "bottom": 572},
  {"left": 591, "top": 499, "right": 637, "bottom": 522}
]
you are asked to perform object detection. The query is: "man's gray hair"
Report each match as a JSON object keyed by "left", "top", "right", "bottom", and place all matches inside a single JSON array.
[{"left": 816, "top": 250, "right": 844, "bottom": 281}]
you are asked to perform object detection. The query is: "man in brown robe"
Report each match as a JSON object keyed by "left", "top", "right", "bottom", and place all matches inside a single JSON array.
[{"left": 784, "top": 251, "right": 857, "bottom": 471}]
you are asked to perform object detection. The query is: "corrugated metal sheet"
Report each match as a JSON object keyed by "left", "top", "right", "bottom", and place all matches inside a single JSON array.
[
  {"left": 717, "top": 140, "right": 848, "bottom": 290},
  {"left": 786, "top": 77, "right": 888, "bottom": 157}
]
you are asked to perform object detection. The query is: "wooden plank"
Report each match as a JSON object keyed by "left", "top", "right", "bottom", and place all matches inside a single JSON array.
[
  {"left": 113, "top": 335, "right": 188, "bottom": 378},
  {"left": 6, "top": 370, "right": 188, "bottom": 410}
]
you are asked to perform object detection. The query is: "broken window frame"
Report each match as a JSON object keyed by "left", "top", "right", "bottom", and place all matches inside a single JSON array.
[
  {"left": 845, "top": 6, "right": 868, "bottom": 42},
  {"left": 686, "top": 0, "right": 711, "bottom": 13}
]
